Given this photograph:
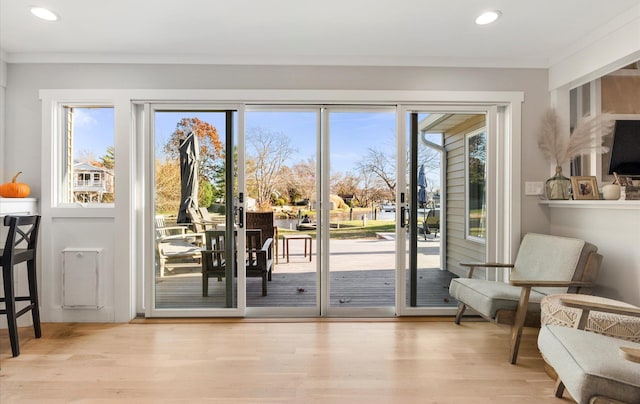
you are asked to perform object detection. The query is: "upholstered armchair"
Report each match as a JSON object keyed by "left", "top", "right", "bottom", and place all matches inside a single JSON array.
[{"left": 449, "top": 233, "right": 602, "bottom": 364}]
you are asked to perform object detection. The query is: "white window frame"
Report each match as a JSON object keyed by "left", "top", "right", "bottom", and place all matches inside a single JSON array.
[
  {"left": 53, "top": 103, "right": 116, "bottom": 208},
  {"left": 465, "top": 127, "right": 487, "bottom": 244}
]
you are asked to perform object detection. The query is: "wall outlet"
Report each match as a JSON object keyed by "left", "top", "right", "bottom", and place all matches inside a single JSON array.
[{"left": 525, "top": 181, "right": 543, "bottom": 195}]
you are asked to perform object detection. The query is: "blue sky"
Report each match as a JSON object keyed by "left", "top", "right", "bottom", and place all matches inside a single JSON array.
[
  {"left": 72, "top": 107, "right": 114, "bottom": 162},
  {"left": 73, "top": 108, "right": 439, "bottom": 185},
  {"left": 246, "top": 110, "right": 396, "bottom": 174},
  {"left": 153, "top": 110, "right": 398, "bottom": 174}
]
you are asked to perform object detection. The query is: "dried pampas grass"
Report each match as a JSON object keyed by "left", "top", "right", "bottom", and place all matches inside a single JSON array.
[{"left": 537, "top": 109, "right": 614, "bottom": 167}]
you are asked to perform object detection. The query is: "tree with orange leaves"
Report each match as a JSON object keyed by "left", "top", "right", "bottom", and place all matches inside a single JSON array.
[{"left": 163, "top": 117, "right": 224, "bottom": 181}]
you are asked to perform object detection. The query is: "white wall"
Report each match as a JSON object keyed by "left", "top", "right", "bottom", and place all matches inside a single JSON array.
[
  {"left": 545, "top": 202, "right": 640, "bottom": 307},
  {"left": 0, "top": 55, "right": 6, "bottom": 182},
  {"left": 5, "top": 64, "right": 550, "bottom": 321}
]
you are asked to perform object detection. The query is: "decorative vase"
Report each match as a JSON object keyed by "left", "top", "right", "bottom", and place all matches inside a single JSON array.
[
  {"left": 545, "top": 166, "right": 571, "bottom": 200},
  {"left": 602, "top": 184, "right": 621, "bottom": 200}
]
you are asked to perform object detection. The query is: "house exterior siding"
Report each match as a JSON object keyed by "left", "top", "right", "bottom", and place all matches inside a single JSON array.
[{"left": 445, "top": 115, "right": 486, "bottom": 278}]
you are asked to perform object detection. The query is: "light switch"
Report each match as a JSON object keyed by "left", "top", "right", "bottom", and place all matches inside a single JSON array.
[{"left": 525, "top": 181, "right": 543, "bottom": 196}]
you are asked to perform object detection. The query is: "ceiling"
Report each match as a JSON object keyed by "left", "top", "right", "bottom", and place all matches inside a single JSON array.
[{"left": 1, "top": 0, "right": 638, "bottom": 67}]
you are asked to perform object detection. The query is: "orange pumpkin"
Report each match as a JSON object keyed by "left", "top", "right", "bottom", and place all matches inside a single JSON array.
[{"left": 0, "top": 172, "right": 31, "bottom": 198}]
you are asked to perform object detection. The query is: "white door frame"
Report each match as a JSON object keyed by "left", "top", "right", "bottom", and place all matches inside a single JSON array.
[
  {"left": 396, "top": 102, "right": 520, "bottom": 316},
  {"left": 142, "top": 102, "right": 247, "bottom": 318}
]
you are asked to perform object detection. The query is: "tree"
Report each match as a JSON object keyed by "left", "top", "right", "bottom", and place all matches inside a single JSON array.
[
  {"left": 246, "top": 127, "right": 297, "bottom": 209},
  {"left": 416, "top": 142, "right": 441, "bottom": 180},
  {"left": 210, "top": 146, "right": 238, "bottom": 203},
  {"left": 355, "top": 147, "right": 396, "bottom": 197},
  {"left": 163, "top": 117, "right": 224, "bottom": 182},
  {"left": 198, "top": 180, "right": 214, "bottom": 208},
  {"left": 274, "top": 166, "right": 297, "bottom": 204},
  {"left": 332, "top": 173, "right": 359, "bottom": 200},
  {"left": 354, "top": 168, "right": 390, "bottom": 208},
  {"left": 155, "top": 159, "right": 181, "bottom": 213},
  {"left": 100, "top": 145, "right": 115, "bottom": 170},
  {"left": 279, "top": 158, "right": 316, "bottom": 205},
  {"left": 75, "top": 149, "right": 97, "bottom": 164}
]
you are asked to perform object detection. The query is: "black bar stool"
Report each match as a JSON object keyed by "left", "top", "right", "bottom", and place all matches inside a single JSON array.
[{"left": 0, "top": 215, "right": 42, "bottom": 357}]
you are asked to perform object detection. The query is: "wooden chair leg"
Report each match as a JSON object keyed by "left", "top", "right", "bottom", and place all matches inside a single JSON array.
[
  {"left": 262, "top": 274, "right": 267, "bottom": 296},
  {"left": 454, "top": 302, "right": 467, "bottom": 324},
  {"left": 202, "top": 273, "right": 208, "bottom": 297},
  {"left": 509, "top": 286, "right": 531, "bottom": 364},
  {"left": 554, "top": 378, "right": 565, "bottom": 398}
]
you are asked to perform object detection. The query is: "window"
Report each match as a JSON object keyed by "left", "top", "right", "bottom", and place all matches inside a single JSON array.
[
  {"left": 466, "top": 128, "right": 486, "bottom": 242},
  {"left": 59, "top": 106, "right": 115, "bottom": 205}
]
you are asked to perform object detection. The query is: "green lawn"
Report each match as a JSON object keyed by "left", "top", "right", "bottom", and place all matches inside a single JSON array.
[{"left": 278, "top": 220, "right": 395, "bottom": 239}]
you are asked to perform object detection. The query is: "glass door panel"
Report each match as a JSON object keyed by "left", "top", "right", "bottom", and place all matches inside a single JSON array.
[
  {"left": 404, "top": 111, "right": 486, "bottom": 310},
  {"left": 327, "top": 109, "right": 397, "bottom": 309},
  {"left": 244, "top": 109, "right": 319, "bottom": 311},
  {"left": 153, "top": 110, "right": 238, "bottom": 310}
]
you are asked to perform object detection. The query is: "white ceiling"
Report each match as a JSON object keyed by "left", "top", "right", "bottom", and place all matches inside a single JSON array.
[{"left": 1, "top": 0, "right": 638, "bottom": 67}]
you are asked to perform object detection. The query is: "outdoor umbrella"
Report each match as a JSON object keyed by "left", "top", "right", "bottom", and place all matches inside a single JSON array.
[
  {"left": 177, "top": 131, "right": 199, "bottom": 224},
  {"left": 418, "top": 164, "right": 429, "bottom": 236},
  {"left": 418, "top": 164, "right": 428, "bottom": 209}
]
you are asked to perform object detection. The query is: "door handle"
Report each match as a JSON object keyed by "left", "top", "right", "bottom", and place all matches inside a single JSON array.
[
  {"left": 238, "top": 206, "right": 244, "bottom": 228},
  {"left": 400, "top": 192, "right": 406, "bottom": 228}
]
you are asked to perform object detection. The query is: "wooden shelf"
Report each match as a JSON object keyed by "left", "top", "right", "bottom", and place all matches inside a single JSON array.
[{"left": 540, "top": 200, "right": 640, "bottom": 209}]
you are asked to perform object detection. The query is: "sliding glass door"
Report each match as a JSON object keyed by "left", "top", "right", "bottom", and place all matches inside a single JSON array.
[
  {"left": 150, "top": 107, "right": 241, "bottom": 316},
  {"left": 144, "top": 101, "right": 505, "bottom": 318},
  {"left": 399, "top": 108, "right": 489, "bottom": 314},
  {"left": 244, "top": 107, "right": 399, "bottom": 316}
]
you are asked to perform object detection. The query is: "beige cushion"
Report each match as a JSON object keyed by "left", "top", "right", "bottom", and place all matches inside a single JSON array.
[
  {"left": 538, "top": 325, "right": 640, "bottom": 404},
  {"left": 510, "top": 233, "right": 595, "bottom": 296},
  {"left": 449, "top": 277, "right": 546, "bottom": 318}
]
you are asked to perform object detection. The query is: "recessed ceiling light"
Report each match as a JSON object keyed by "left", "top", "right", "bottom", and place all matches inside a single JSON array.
[
  {"left": 475, "top": 10, "right": 501, "bottom": 25},
  {"left": 30, "top": 7, "right": 59, "bottom": 21}
]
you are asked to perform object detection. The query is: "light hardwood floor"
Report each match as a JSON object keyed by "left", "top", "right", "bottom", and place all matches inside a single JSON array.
[{"left": 0, "top": 320, "right": 565, "bottom": 403}]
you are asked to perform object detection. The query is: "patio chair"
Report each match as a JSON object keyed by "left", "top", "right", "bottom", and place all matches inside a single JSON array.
[
  {"left": 246, "top": 211, "right": 278, "bottom": 266},
  {"left": 420, "top": 208, "right": 439, "bottom": 240},
  {"left": 199, "top": 207, "right": 220, "bottom": 225},
  {"left": 449, "top": 233, "right": 602, "bottom": 364},
  {"left": 155, "top": 215, "right": 196, "bottom": 242},
  {"left": 186, "top": 207, "right": 215, "bottom": 233},
  {"left": 201, "top": 229, "right": 274, "bottom": 297},
  {"left": 155, "top": 215, "right": 204, "bottom": 277},
  {"left": 201, "top": 230, "right": 227, "bottom": 296},
  {"left": 245, "top": 229, "right": 274, "bottom": 296},
  {"left": 538, "top": 297, "right": 640, "bottom": 404}
]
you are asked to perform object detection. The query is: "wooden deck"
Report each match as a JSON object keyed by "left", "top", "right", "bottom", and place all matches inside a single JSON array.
[
  {"left": 156, "top": 268, "right": 458, "bottom": 309},
  {"left": 155, "top": 236, "right": 458, "bottom": 310}
]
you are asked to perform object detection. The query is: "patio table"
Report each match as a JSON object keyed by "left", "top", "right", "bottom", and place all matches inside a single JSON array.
[{"left": 282, "top": 234, "right": 312, "bottom": 263}]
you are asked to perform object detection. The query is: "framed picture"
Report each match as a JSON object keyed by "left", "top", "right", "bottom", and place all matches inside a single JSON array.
[{"left": 571, "top": 176, "right": 600, "bottom": 200}]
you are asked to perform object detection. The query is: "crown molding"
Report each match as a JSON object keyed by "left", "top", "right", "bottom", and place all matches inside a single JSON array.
[{"left": 2, "top": 51, "right": 550, "bottom": 69}]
